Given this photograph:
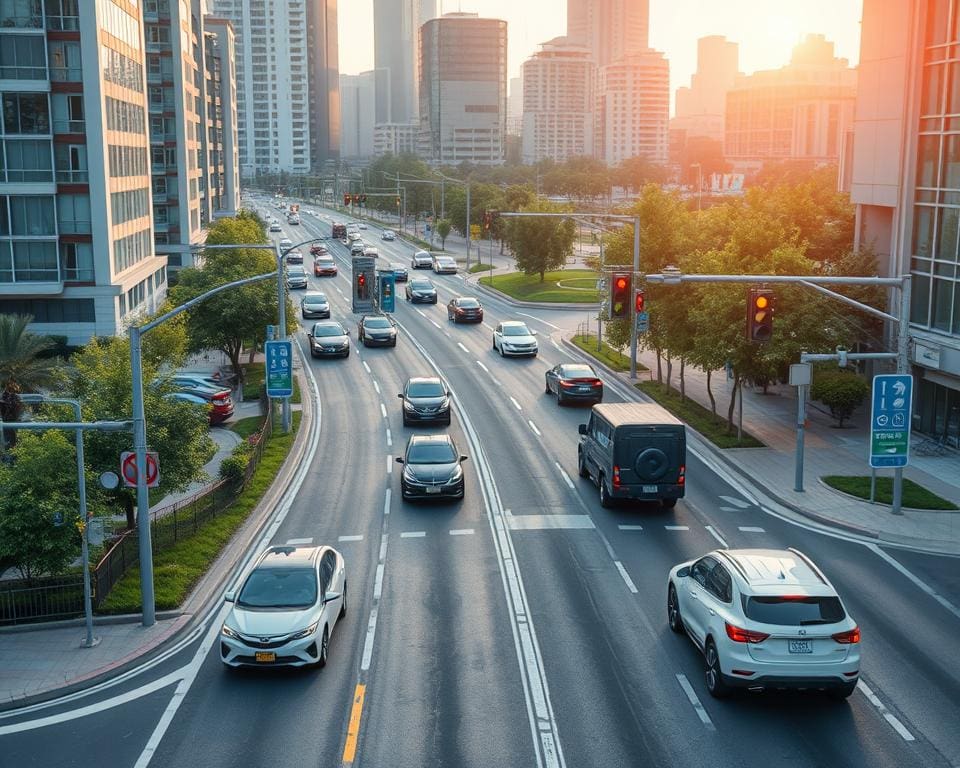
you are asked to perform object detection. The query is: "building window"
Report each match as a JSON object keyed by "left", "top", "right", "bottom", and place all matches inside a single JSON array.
[
  {"left": 0, "top": 34, "right": 46, "bottom": 79},
  {"left": 48, "top": 40, "right": 82, "bottom": 82},
  {"left": 152, "top": 176, "right": 166, "bottom": 195},
  {"left": 0, "top": 297, "right": 95, "bottom": 321},
  {"left": 2, "top": 92, "right": 49, "bottom": 134},
  {"left": 54, "top": 143, "right": 87, "bottom": 182},
  {"left": 0, "top": 0, "right": 43, "bottom": 28},
  {"left": 51, "top": 93, "right": 84, "bottom": 133},
  {"left": 56, "top": 194, "right": 91, "bottom": 234},
  {"left": 3, "top": 139, "right": 53, "bottom": 182},
  {"left": 7, "top": 241, "right": 59, "bottom": 281},
  {"left": 44, "top": 0, "right": 79, "bottom": 30},
  {"left": 61, "top": 241, "right": 93, "bottom": 281},
  {"left": 9, "top": 195, "right": 55, "bottom": 235}
]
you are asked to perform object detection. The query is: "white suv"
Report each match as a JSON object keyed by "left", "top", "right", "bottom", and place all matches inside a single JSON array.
[{"left": 667, "top": 548, "right": 860, "bottom": 699}]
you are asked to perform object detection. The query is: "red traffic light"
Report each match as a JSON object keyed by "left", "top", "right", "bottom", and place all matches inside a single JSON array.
[
  {"left": 615, "top": 276, "right": 628, "bottom": 291},
  {"left": 610, "top": 273, "right": 631, "bottom": 319},
  {"left": 357, "top": 273, "right": 365, "bottom": 286},
  {"left": 635, "top": 290, "right": 645, "bottom": 314}
]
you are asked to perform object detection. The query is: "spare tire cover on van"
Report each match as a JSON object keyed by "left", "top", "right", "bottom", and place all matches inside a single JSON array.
[{"left": 634, "top": 447, "right": 669, "bottom": 481}]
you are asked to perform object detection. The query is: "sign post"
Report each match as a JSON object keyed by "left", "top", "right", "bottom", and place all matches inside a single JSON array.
[
  {"left": 265, "top": 339, "right": 294, "bottom": 398},
  {"left": 869, "top": 373, "right": 913, "bottom": 515}
]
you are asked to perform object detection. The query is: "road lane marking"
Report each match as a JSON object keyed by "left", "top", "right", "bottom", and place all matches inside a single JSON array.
[
  {"left": 675, "top": 674, "right": 716, "bottom": 731},
  {"left": 614, "top": 561, "right": 638, "bottom": 593},
  {"left": 665, "top": 525, "right": 689, "bottom": 531},
  {"left": 719, "top": 507, "right": 740, "bottom": 512},
  {"left": 360, "top": 606, "right": 378, "bottom": 671},
  {"left": 362, "top": 361, "right": 371, "bottom": 374},
  {"left": 510, "top": 396, "right": 523, "bottom": 411},
  {"left": 738, "top": 526, "right": 765, "bottom": 533},
  {"left": 383, "top": 488, "right": 391, "bottom": 516},
  {"left": 342, "top": 684, "right": 366, "bottom": 763},
  {"left": 450, "top": 528, "right": 475, "bottom": 536},
  {"left": 379, "top": 403, "right": 387, "bottom": 418},
  {"left": 618, "top": 524, "right": 644, "bottom": 531},
  {"left": 285, "top": 537, "right": 313, "bottom": 545},
  {"left": 482, "top": 322, "right": 494, "bottom": 331},
  {"left": 705, "top": 525, "right": 727, "bottom": 548},
  {"left": 386, "top": 428, "right": 392, "bottom": 447},
  {"left": 517, "top": 312, "right": 561, "bottom": 330},
  {"left": 387, "top": 455, "right": 392, "bottom": 474},
  {"left": 867, "top": 544, "right": 960, "bottom": 621},
  {"left": 431, "top": 320, "right": 441, "bottom": 329},
  {"left": 338, "top": 535, "right": 363, "bottom": 542},
  {"left": 528, "top": 420, "right": 541, "bottom": 437},
  {"left": 374, "top": 563, "right": 385, "bottom": 599},
  {"left": 457, "top": 341, "right": 469, "bottom": 353},
  {"left": 553, "top": 462, "right": 575, "bottom": 489},
  {"left": 507, "top": 515, "right": 595, "bottom": 530},
  {"left": 373, "top": 380, "right": 380, "bottom": 394},
  {"left": 476, "top": 360, "right": 490, "bottom": 372},
  {"left": 378, "top": 534, "right": 388, "bottom": 562},
  {"left": 719, "top": 495, "right": 750, "bottom": 509},
  {"left": 415, "top": 309, "right": 426, "bottom": 317},
  {"left": 857, "top": 680, "right": 915, "bottom": 741},
  {"left": 400, "top": 531, "right": 426, "bottom": 538}
]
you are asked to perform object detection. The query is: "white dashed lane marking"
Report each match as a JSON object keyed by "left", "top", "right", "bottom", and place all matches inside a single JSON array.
[
  {"left": 614, "top": 561, "right": 638, "bottom": 594},
  {"left": 510, "top": 396, "right": 522, "bottom": 411},
  {"left": 665, "top": 525, "right": 689, "bottom": 531},
  {"left": 400, "top": 531, "right": 426, "bottom": 538},
  {"left": 449, "top": 529, "right": 475, "bottom": 536},
  {"left": 618, "top": 525, "right": 643, "bottom": 531},
  {"left": 457, "top": 342, "right": 469, "bottom": 353},
  {"left": 338, "top": 535, "right": 363, "bottom": 542},
  {"left": 705, "top": 525, "right": 727, "bottom": 548},
  {"left": 738, "top": 526, "right": 765, "bottom": 533},
  {"left": 527, "top": 420, "right": 541, "bottom": 437},
  {"left": 719, "top": 495, "right": 750, "bottom": 509},
  {"left": 285, "top": 538, "right": 313, "bottom": 545},
  {"left": 554, "top": 462, "right": 575, "bottom": 490},
  {"left": 362, "top": 361, "right": 371, "bottom": 374},
  {"left": 676, "top": 674, "right": 716, "bottom": 731},
  {"left": 857, "top": 680, "right": 916, "bottom": 741},
  {"left": 373, "top": 380, "right": 380, "bottom": 394},
  {"left": 380, "top": 403, "right": 387, "bottom": 418}
]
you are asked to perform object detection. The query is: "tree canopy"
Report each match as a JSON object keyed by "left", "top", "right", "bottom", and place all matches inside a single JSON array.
[{"left": 503, "top": 198, "right": 576, "bottom": 281}]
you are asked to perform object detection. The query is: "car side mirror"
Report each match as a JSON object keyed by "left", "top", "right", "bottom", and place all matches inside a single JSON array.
[
  {"left": 676, "top": 566, "right": 690, "bottom": 579},
  {"left": 578, "top": 424, "right": 587, "bottom": 435},
  {"left": 323, "top": 591, "right": 341, "bottom": 604},
  {"left": 224, "top": 590, "right": 236, "bottom": 603},
  {"left": 460, "top": 455, "right": 468, "bottom": 462},
  {"left": 395, "top": 457, "right": 404, "bottom": 464},
  {"left": 397, "top": 393, "right": 404, "bottom": 398},
  {"left": 531, "top": 330, "right": 538, "bottom": 336}
]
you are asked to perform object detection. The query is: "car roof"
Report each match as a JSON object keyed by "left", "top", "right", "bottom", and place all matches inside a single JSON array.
[
  {"left": 362, "top": 313, "right": 391, "bottom": 321},
  {"left": 256, "top": 545, "right": 323, "bottom": 569},
  {"left": 313, "top": 320, "right": 344, "bottom": 330},
  {"left": 405, "top": 376, "right": 442, "bottom": 386},
  {"left": 304, "top": 292, "right": 326, "bottom": 299},
  {"left": 501, "top": 320, "right": 529, "bottom": 328},
  {"left": 407, "top": 434, "right": 455, "bottom": 447},
  {"left": 287, "top": 265, "right": 306, "bottom": 273},
  {"left": 715, "top": 549, "right": 833, "bottom": 594}
]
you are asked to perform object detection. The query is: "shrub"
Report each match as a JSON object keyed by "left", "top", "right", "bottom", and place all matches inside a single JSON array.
[
  {"left": 219, "top": 441, "right": 254, "bottom": 485},
  {"left": 811, "top": 370, "right": 870, "bottom": 427}
]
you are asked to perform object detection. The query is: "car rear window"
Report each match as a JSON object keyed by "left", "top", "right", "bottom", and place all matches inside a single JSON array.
[
  {"left": 742, "top": 595, "right": 846, "bottom": 626},
  {"left": 458, "top": 298, "right": 480, "bottom": 308}
]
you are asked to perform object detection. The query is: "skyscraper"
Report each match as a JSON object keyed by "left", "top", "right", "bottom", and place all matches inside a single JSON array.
[
  {"left": 596, "top": 49, "right": 669, "bottom": 165},
  {"left": 374, "top": 0, "right": 438, "bottom": 124},
  {"left": 308, "top": 0, "right": 340, "bottom": 165},
  {"left": 567, "top": 0, "right": 649, "bottom": 68},
  {"left": 673, "top": 36, "right": 739, "bottom": 143},
  {"left": 340, "top": 71, "right": 377, "bottom": 159}
]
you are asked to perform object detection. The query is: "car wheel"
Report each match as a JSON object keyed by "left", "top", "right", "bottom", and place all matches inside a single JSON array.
[
  {"left": 545, "top": 379, "right": 551, "bottom": 394},
  {"left": 432, "top": 298, "right": 438, "bottom": 304},
  {"left": 599, "top": 476, "right": 612, "bottom": 508},
  {"left": 344, "top": 349, "right": 350, "bottom": 358},
  {"left": 557, "top": 392, "right": 565, "bottom": 406},
  {"left": 316, "top": 626, "right": 329, "bottom": 668},
  {"left": 668, "top": 584, "right": 683, "bottom": 634},
  {"left": 826, "top": 683, "right": 857, "bottom": 701},
  {"left": 492, "top": 338, "right": 497, "bottom": 350},
  {"left": 339, "top": 582, "right": 347, "bottom": 619},
  {"left": 444, "top": 414, "right": 452, "bottom": 426},
  {"left": 662, "top": 498, "right": 677, "bottom": 509},
  {"left": 499, "top": 344, "right": 505, "bottom": 357},
  {"left": 704, "top": 640, "right": 730, "bottom": 698},
  {"left": 578, "top": 450, "right": 589, "bottom": 478},
  {"left": 391, "top": 339, "right": 397, "bottom": 347},
  {"left": 402, "top": 415, "right": 410, "bottom": 427}
]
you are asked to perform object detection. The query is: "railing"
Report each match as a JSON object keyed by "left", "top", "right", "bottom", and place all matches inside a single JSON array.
[{"left": 0, "top": 575, "right": 85, "bottom": 626}]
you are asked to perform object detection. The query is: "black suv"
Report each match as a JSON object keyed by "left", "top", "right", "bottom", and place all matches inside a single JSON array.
[
  {"left": 358, "top": 314, "right": 398, "bottom": 347},
  {"left": 399, "top": 376, "right": 451, "bottom": 426}
]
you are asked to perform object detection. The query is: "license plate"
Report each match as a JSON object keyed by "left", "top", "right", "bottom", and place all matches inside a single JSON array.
[
  {"left": 578, "top": 386, "right": 591, "bottom": 392},
  {"left": 425, "top": 486, "right": 441, "bottom": 494},
  {"left": 788, "top": 640, "right": 813, "bottom": 654},
  {"left": 642, "top": 485, "right": 658, "bottom": 493},
  {"left": 255, "top": 651, "right": 276, "bottom": 663}
]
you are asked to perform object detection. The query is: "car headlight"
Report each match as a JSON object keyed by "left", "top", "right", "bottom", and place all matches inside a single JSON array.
[
  {"left": 403, "top": 400, "right": 416, "bottom": 411},
  {"left": 221, "top": 623, "right": 240, "bottom": 639},
  {"left": 403, "top": 466, "right": 418, "bottom": 483},
  {"left": 289, "top": 619, "right": 320, "bottom": 641},
  {"left": 445, "top": 466, "right": 463, "bottom": 484}
]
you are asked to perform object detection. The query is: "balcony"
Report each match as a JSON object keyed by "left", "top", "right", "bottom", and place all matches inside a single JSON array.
[{"left": 45, "top": 13, "right": 79, "bottom": 30}]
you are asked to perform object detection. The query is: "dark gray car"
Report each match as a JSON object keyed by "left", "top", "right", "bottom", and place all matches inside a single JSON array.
[
  {"left": 308, "top": 321, "right": 350, "bottom": 358},
  {"left": 405, "top": 277, "right": 437, "bottom": 304},
  {"left": 396, "top": 434, "right": 467, "bottom": 501},
  {"left": 301, "top": 292, "right": 330, "bottom": 319},
  {"left": 399, "top": 376, "right": 451, "bottom": 426}
]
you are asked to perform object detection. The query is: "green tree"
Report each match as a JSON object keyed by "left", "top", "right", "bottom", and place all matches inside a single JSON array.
[
  {"left": 67, "top": 336, "right": 214, "bottom": 529},
  {"left": 604, "top": 318, "right": 631, "bottom": 358},
  {"left": 436, "top": 219, "right": 452, "bottom": 250},
  {"left": 811, "top": 370, "right": 870, "bottom": 428},
  {"left": 0, "top": 314, "right": 60, "bottom": 448},
  {"left": 0, "top": 431, "right": 103, "bottom": 579},
  {"left": 503, "top": 198, "right": 576, "bottom": 281}
]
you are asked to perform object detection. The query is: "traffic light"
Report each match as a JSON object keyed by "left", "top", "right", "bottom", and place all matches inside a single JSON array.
[
  {"left": 344, "top": 194, "right": 352, "bottom": 205},
  {"left": 634, "top": 289, "right": 645, "bottom": 314},
  {"left": 610, "top": 273, "right": 631, "bottom": 318},
  {"left": 747, "top": 288, "right": 774, "bottom": 342},
  {"left": 356, "top": 272, "right": 368, "bottom": 301}
]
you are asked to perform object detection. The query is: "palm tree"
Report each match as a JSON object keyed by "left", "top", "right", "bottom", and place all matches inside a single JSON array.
[{"left": 0, "top": 314, "right": 58, "bottom": 448}]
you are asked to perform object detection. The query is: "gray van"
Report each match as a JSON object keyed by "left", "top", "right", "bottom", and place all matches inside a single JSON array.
[{"left": 577, "top": 403, "right": 686, "bottom": 508}]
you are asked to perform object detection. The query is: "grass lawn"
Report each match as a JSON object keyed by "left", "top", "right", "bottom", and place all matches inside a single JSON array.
[
  {"left": 570, "top": 334, "right": 647, "bottom": 373},
  {"left": 241, "top": 361, "right": 302, "bottom": 404},
  {"left": 469, "top": 262, "right": 493, "bottom": 273},
  {"left": 822, "top": 475, "right": 959, "bottom": 510},
  {"left": 98, "top": 411, "right": 303, "bottom": 613},
  {"left": 636, "top": 381, "right": 765, "bottom": 449},
  {"left": 480, "top": 269, "right": 600, "bottom": 303},
  {"left": 229, "top": 415, "right": 266, "bottom": 440}
]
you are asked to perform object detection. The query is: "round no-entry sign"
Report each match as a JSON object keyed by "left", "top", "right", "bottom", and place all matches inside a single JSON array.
[{"left": 120, "top": 451, "right": 160, "bottom": 488}]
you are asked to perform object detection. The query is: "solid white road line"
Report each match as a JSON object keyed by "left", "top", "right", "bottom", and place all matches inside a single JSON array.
[
  {"left": 665, "top": 525, "right": 689, "bottom": 531},
  {"left": 719, "top": 495, "right": 750, "bottom": 509},
  {"left": 360, "top": 606, "right": 379, "bottom": 672},
  {"left": 338, "top": 535, "right": 364, "bottom": 542},
  {"left": 510, "top": 396, "right": 523, "bottom": 411},
  {"left": 517, "top": 312, "right": 561, "bottom": 330},
  {"left": 528, "top": 420, "right": 542, "bottom": 437},
  {"left": 362, "top": 361, "right": 371, "bottom": 374},
  {"left": 857, "top": 680, "right": 916, "bottom": 741},
  {"left": 386, "top": 428, "right": 392, "bottom": 448},
  {"left": 555, "top": 462, "right": 575, "bottom": 490},
  {"left": 675, "top": 674, "right": 716, "bottom": 731},
  {"left": 387, "top": 455, "right": 393, "bottom": 474},
  {"left": 618, "top": 525, "right": 644, "bottom": 531},
  {"left": 738, "top": 526, "right": 765, "bottom": 533},
  {"left": 379, "top": 403, "right": 387, "bottom": 418},
  {"left": 457, "top": 341, "right": 469, "bottom": 353},
  {"left": 400, "top": 531, "right": 426, "bottom": 538},
  {"left": 383, "top": 488, "right": 391, "bottom": 517},
  {"left": 867, "top": 544, "right": 960, "bottom": 621},
  {"left": 614, "top": 561, "right": 638, "bottom": 594},
  {"left": 285, "top": 537, "right": 313, "bottom": 545},
  {"left": 449, "top": 528, "right": 475, "bottom": 536},
  {"left": 704, "top": 525, "right": 727, "bottom": 548}
]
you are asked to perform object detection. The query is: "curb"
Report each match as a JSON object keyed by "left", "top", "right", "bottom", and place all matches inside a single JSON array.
[
  {"left": 558, "top": 336, "right": 960, "bottom": 553},
  {"left": 813, "top": 477, "right": 960, "bottom": 515},
  {"left": 0, "top": 362, "right": 316, "bottom": 712}
]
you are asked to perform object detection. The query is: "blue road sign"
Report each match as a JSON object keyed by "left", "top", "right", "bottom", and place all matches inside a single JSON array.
[
  {"left": 378, "top": 270, "right": 396, "bottom": 312},
  {"left": 869, "top": 374, "right": 912, "bottom": 468},
  {"left": 635, "top": 311, "right": 649, "bottom": 333},
  {"left": 265, "top": 339, "right": 293, "bottom": 398}
]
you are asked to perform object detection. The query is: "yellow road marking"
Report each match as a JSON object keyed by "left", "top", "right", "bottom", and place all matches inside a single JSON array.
[{"left": 342, "top": 683, "right": 366, "bottom": 764}]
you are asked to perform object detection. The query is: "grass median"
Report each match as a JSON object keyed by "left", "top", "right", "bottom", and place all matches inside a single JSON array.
[
  {"left": 636, "top": 381, "right": 764, "bottom": 449},
  {"left": 570, "top": 334, "right": 646, "bottom": 373},
  {"left": 98, "top": 411, "right": 302, "bottom": 613},
  {"left": 822, "top": 475, "right": 959, "bottom": 510},
  {"left": 480, "top": 269, "right": 599, "bottom": 302}
]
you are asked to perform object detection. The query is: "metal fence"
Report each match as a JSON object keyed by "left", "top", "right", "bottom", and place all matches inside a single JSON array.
[{"left": 2, "top": 398, "right": 275, "bottom": 625}]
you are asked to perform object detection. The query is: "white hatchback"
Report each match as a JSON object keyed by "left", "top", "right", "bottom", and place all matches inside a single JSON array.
[
  {"left": 221, "top": 545, "right": 346, "bottom": 669},
  {"left": 667, "top": 548, "right": 860, "bottom": 699}
]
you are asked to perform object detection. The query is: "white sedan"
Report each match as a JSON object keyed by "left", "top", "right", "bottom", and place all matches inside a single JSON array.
[
  {"left": 492, "top": 321, "right": 538, "bottom": 357},
  {"left": 220, "top": 545, "right": 346, "bottom": 669}
]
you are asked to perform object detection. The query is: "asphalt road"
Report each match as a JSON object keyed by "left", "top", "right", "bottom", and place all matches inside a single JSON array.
[{"left": 3, "top": 203, "right": 959, "bottom": 768}]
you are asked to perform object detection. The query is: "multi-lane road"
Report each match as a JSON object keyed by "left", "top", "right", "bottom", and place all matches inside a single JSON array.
[{"left": 3, "top": 204, "right": 959, "bottom": 768}]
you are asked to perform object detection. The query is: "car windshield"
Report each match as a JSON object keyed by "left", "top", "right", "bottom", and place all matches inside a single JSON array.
[
  {"left": 288, "top": 268, "right": 305, "bottom": 276},
  {"left": 407, "top": 381, "right": 444, "bottom": 397},
  {"left": 313, "top": 324, "right": 344, "bottom": 337},
  {"left": 742, "top": 595, "right": 846, "bottom": 626},
  {"left": 237, "top": 567, "right": 318, "bottom": 609},
  {"left": 304, "top": 293, "right": 326, "bottom": 304},
  {"left": 411, "top": 280, "right": 433, "bottom": 290},
  {"left": 561, "top": 365, "right": 595, "bottom": 377},
  {"left": 365, "top": 317, "right": 391, "bottom": 329},
  {"left": 407, "top": 442, "right": 457, "bottom": 464},
  {"left": 317, "top": 256, "right": 333, "bottom": 263},
  {"left": 457, "top": 298, "right": 480, "bottom": 308},
  {"left": 503, "top": 324, "right": 531, "bottom": 336}
]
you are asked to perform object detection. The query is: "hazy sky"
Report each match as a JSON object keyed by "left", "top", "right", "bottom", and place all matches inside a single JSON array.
[{"left": 337, "top": 0, "right": 863, "bottom": 113}]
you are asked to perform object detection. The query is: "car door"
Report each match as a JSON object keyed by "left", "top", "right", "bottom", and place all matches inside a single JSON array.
[
  {"left": 701, "top": 562, "right": 733, "bottom": 640},
  {"left": 319, "top": 551, "right": 337, "bottom": 629},
  {"left": 494, "top": 323, "right": 503, "bottom": 350},
  {"left": 680, "top": 556, "right": 717, "bottom": 648},
  {"left": 546, "top": 364, "right": 561, "bottom": 394}
]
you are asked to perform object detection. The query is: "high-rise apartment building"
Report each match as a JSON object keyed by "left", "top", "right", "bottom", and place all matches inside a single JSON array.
[
  {"left": 374, "top": 0, "right": 437, "bottom": 124},
  {"left": 725, "top": 35, "right": 856, "bottom": 168},
  {"left": 596, "top": 50, "right": 669, "bottom": 166},
  {"left": 567, "top": 0, "right": 649, "bottom": 68},
  {"left": 673, "top": 36, "right": 739, "bottom": 143},
  {"left": 204, "top": 17, "right": 241, "bottom": 221},
  {"left": 0, "top": 0, "right": 167, "bottom": 345},
  {"left": 374, "top": 122, "right": 418, "bottom": 157},
  {"left": 418, "top": 13, "right": 508, "bottom": 166},
  {"left": 521, "top": 38, "right": 595, "bottom": 163},
  {"left": 507, "top": 76, "right": 523, "bottom": 137},
  {"left": 850, "top": 0, "right": 960, "bottom": 436},
  {"left": 340, "top": 71, "right": 377, "bottom": 159},
  {"left": 211, "top": 0, "right": 339, "bottom": 175}
]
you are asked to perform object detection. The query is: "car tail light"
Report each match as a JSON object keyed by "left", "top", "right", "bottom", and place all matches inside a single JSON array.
[
  {"left": 678, "top": 464, "right": 685, "bottom": 486},
  {"left": 725, "top": 622, "right": 769, "bottom": 644},
  {"left": 612, "top": 465, "right": 621, "bottom": 488},
  {"left": 831, "top": 627, "right": 861, "bottom": 644},
  {"left": 560, "top": 380, "right": 576, "bottom": 388}
]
